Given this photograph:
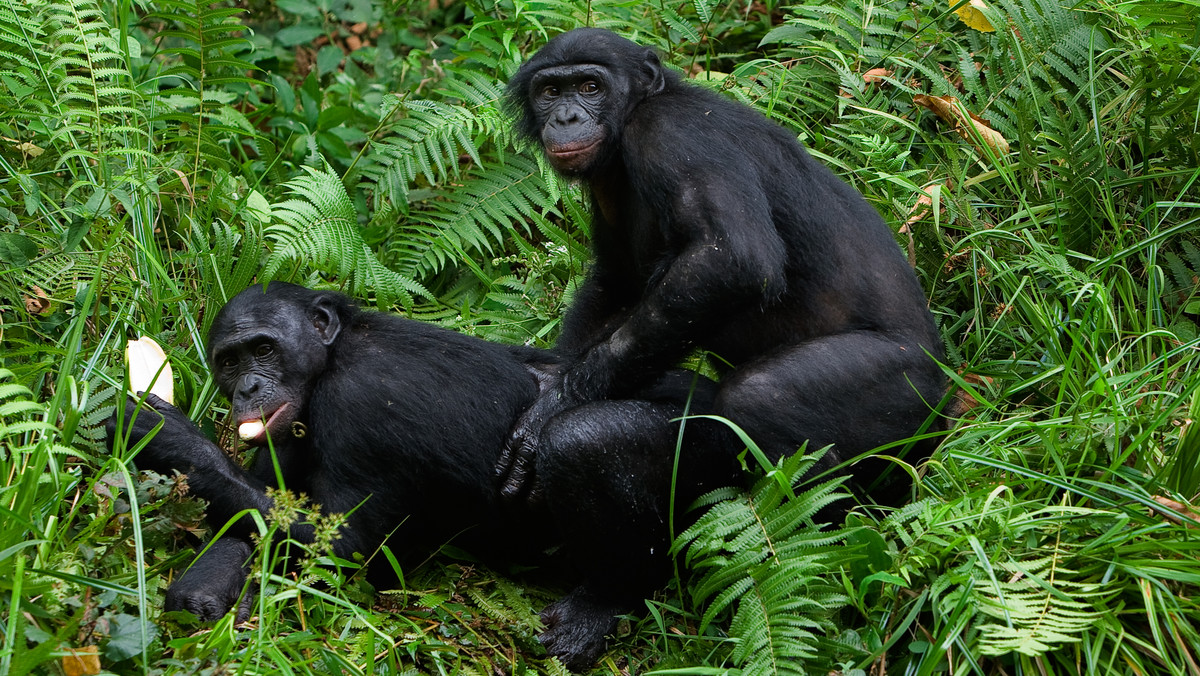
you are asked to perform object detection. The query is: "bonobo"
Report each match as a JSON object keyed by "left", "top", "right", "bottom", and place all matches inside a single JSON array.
[
  {"left": 497, "top": 28, "right": 946, "bottom": 500},
  {"left": 109, "top": 282, "right": 736, "bottom": 671}
]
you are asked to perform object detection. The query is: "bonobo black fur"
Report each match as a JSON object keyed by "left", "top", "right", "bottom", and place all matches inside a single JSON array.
[
  {"left": 497, "top": 28, "right": 947, "bottom": 501},
  {"left": 108, "top": 282, "right": 736, "bottom": 672}
]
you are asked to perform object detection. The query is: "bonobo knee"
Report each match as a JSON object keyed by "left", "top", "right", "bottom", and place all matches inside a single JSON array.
[{"left": 714, "top": 369, "right": 784, "bottom": 418}]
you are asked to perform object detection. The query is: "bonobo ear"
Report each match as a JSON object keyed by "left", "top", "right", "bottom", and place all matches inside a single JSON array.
[
  {"left": 641, "top": 48, "right": 667, "bottom": 97},
  {"left": 309, "top": 296, "right": 342, "bottom": 346}
]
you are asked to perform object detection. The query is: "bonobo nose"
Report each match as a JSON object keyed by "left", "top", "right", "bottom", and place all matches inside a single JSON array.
[
  {"left": 237, "top": 374, "right": 266, "bottom": 397},
  {"left": 552, "top": 106, "right": 581, "bottom": 126}
]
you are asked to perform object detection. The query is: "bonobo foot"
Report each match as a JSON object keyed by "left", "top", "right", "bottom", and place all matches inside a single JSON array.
[{"left": 539, "top": 586, "right": 624, "bottom": 672}]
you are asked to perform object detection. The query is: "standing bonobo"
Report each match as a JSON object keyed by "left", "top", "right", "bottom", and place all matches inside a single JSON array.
[
  {"left": 109, "top": 282, "right": 735, "bottom": 671},
  {"left": 496, "top": 28, "right": 946, "bottom": 500}
]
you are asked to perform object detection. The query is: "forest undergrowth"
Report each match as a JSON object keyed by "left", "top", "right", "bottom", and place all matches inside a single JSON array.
[{"left": 1, "top": 0, "right": 1199, "bottom": 674}]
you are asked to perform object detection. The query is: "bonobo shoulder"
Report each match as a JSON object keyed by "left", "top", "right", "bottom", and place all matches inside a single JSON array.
[{"left": 624, "top": 86, "right": 752, "bottom": 151}]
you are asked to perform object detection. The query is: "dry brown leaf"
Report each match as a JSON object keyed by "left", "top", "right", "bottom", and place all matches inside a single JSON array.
[
  {"left": 904, "top": 183, "right": 949, "bottom": 228},
  {"left": 898, "top": 183, "right": 949, "bottom": 268},
  {"left": 914, "top": 94, "right": 1009, "bottom": 155},
  {"left": 863, "top": 68, "right": 893, "bottom": 85},
  {"left": 3, "top": 136, "right": 44, "bottom": 158},
  {"left": 954, "top": 0, "right": 996, "bottom": 32},
  {"left": 946, "top": 371, "right": 994, "bottom": 418},
  {"left": 1151, "top": 496, "right": 1200, "bottom": 527},
  {"left": 63, "top": 647, "right": 101, "bottom": 676},
  {"left": 24, "top": 285, "right": 50, "bottom": 315}
]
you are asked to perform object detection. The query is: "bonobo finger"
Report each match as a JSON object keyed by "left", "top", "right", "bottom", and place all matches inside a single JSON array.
[
  {"left": 499, "top": 439, "right": 538, "bottom": 499},
  {"left": 108, "top": 393, "right": 161, "bottom": 437},
  {"left": 141, "top": 392, "right": 172, "bottom": 411},
  {"left": 495, "top": 439, "right": 517, "bottom": 479},
  {"left": 525, "top": 476, "right": 545, "bottom": 507}
]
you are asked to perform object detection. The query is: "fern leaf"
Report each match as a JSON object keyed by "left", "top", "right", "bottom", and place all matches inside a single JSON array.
[
  {"left": 0, "top": 369, "right": 77, "bottom": 461},
  {"left": 264, "top": 166, "right": 430, "bottom": 310},
  {"left": 675, "top": 449, "right": 855, "bottom": 674},
  {"left": 41, "top": 0, "right": 147, "bottom": 173},
  {"left": 973, "top": 554, "right": 1108, "bottom": 656},
  {"left": 145, "top": 0, "right": 258, "bottom": 177},
  {"left": 389, "top": 155, "right": 561, "bottom": 280},
  {"left": 363, "top": 98, "right": 492, "bottom": 207}
]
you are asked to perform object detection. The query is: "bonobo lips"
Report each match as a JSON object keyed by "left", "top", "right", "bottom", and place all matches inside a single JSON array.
[
  {"left": 238, "top": 402, "right": 292, "bottom": 446},
  {"left": 547, "top": 139, "right": 600, "bottom": 174},
  {"left": 547, "top": 139, "right": 600, "bottom": 159}
]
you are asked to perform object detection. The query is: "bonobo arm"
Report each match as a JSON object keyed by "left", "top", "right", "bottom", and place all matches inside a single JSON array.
[
  {"left": 551, "top": 251, "right": 634, "bottom": 360},
  {"left": 498, "top": 180, "right": 787, "bottom": 499},
  {"left": 107, "top": 394, "right": 311, "bottom": 544},
  {"left": 565, "top": 176, "right": 788, "bottom": 400},
  {"left": 495, "top": 363, "right": 563, "bottom": 500}
]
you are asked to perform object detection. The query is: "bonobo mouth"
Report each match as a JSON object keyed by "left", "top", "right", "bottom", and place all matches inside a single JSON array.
[
  {"left": 237, "top": 402, "right": 292, "bottom": 446},
  {"left": 547, "top": 139, "right": 600, "bottom": 160}
]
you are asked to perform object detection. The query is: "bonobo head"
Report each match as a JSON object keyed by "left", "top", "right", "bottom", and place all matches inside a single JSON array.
[
  {"left": 207, "top": 282, "right": 350, "bottom": 445},
  {"left": 506, "top": 28, "right": 676, "bottom": 177}
]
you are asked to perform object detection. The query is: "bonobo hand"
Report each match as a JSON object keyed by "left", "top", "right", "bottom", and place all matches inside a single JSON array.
[
  {"left": 164, "top": 538, "right": 255, "bottom": 623},
  {"left": 496, "top": 392, "right": 566, "bottom": 501},
  {"left": 106, "top": 393, "right": 210, "bottom": 475},
  {"left": 496, "top": 364, "right": 575, "bottom": 501}
]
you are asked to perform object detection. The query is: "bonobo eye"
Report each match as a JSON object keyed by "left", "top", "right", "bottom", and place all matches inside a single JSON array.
[
  {"left": 219, "top": 356, "right": 237, "bottom": 371},
  {"left": 255, "top": 343, "right": 273, "bottom": 358},
  {"left": 580, "top": 81, "right": 600, "bottom": 95},
  {"left": 541, "top": 85, "right": 560, "bottom": 98}
]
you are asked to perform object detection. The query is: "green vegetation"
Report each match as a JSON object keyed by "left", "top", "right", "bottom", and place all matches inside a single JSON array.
[{"left": 2, "top": 0, "right": 1199, "bottom": 673}]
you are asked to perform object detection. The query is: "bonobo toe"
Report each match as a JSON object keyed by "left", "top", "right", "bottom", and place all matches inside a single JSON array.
[{"left": 538, "top": 587, "right": 623, "bottom": 672}]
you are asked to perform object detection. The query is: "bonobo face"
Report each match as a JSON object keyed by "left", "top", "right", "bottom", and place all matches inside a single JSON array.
[
  {"left": 530, "top": 64, "right": 618, "bottom": 176},
  {"left": 207, "top": 285, "right": 341, "bottom": 445}
]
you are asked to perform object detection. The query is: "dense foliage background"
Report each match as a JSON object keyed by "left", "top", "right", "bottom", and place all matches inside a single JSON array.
[{"left": 2, "top": 0, "right": 1199, "bottom": 673}]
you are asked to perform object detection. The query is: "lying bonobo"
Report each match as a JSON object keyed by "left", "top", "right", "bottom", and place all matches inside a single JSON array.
[{"left": 108, "top": 282, "right": 738, "bottom": 671}]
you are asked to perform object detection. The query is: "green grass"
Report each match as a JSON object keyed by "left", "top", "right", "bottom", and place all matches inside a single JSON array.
[{"left": 1, "top": 0, "right": 1199, "bottom": 673}]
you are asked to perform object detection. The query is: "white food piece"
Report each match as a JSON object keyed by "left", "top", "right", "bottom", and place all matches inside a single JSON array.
[
  {"left": 238, "top": 420, "right": 265, "bottom": 441},
  {"left": 126, "top": 336, "right": 174, "bottom": 405}
]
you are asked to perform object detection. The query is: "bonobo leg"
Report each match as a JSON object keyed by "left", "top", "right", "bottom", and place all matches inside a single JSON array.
[
  {"left": 714, "top": 330, "right": 945, "bottom": 501},
  {"left": 165, "top": 537, "right": 255, "bottom": 622},
  {"left": 535, "top": 382, "right": 738, "bottom": 671}
]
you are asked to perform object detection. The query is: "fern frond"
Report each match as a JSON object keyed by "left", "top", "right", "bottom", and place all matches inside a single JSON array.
[
  {"left": 68, "top": 375, "right": 117, "bottom": 452},
  {"left": 189, "top": 218, "right": 265, "bottom": 320},
  {"left": 264, "top": 166, "right": 429, "bottom": 310},
  {"left": 387, "top": 154, "right": 562, "bottom": 280},
  {"left": 372, "top": 100, "right": 481, "bottom": 191},
  {"left": 973, "top": 547, "right": 1110, "bottom": 655},
  {"left": 0, "top": 369, "right": 75, "bottom": 461},
  {"left": 463, "top": 577, "right": 537, "bottom": 627},
  {"left": 674, "top": 448, "right": 855, "bottom": 674},
  {"left": 41, "top": 0, "right": 147, "bottom": 177},
  {"left": 363, "top": 67, "right": 511, "bottom": 204},
  {"left": 145, "top": 0, "right": 258, "bottom": 180}
]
